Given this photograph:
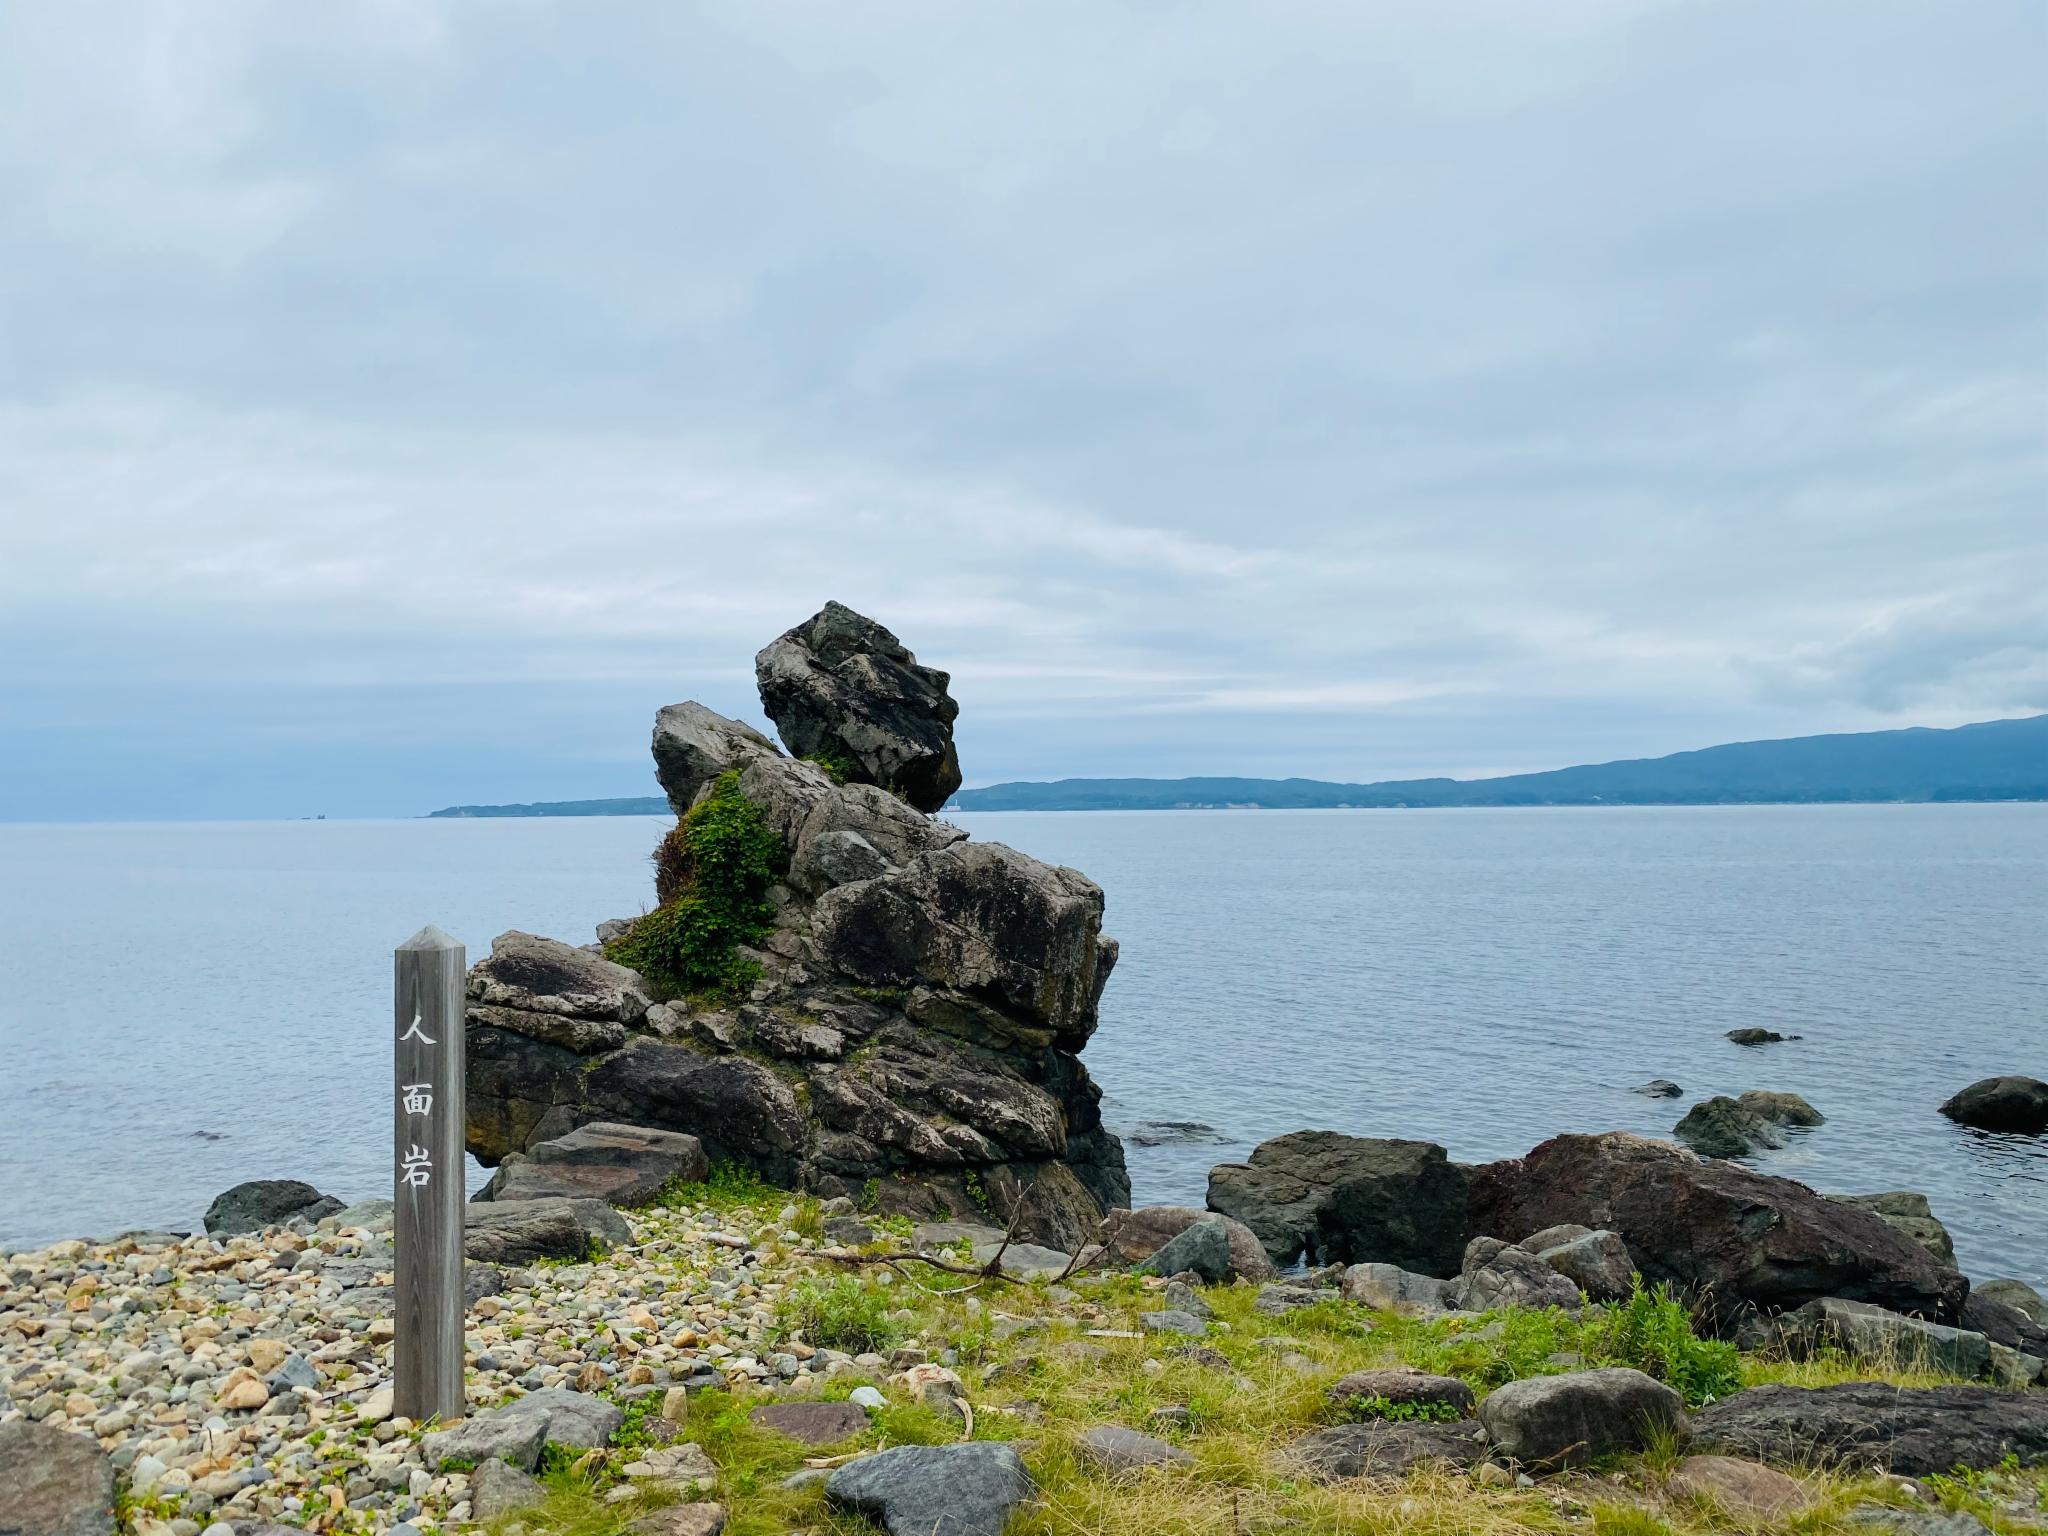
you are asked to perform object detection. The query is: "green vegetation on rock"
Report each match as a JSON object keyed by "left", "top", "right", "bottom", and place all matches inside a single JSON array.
[{"left": 605, "top": 771, "right": 783, "bottom": 1000}]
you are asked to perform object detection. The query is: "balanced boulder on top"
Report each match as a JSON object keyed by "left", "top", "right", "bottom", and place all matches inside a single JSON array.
[{"left": 755, "top": 601, "right": 962, "bottom": 813}]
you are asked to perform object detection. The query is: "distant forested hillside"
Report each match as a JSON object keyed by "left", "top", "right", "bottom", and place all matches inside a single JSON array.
[
  {"left": 948, "top": 714, "right": 2048, "bottom": 811},
  {"left": 427, "top": 796, "right": 669, "bottom": 818}
]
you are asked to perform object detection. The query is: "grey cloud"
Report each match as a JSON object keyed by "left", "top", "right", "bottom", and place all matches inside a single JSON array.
[{"left": 0, "top": 2, "right": 2042, "bottom": 816}]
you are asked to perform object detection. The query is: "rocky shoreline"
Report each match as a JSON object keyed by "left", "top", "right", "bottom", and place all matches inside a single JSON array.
[
  {"left": 4, "top": 1155, "right": 2045, "bottom": 1536},
  {"left": 6, "top": 605, "right": 2045, "bottom": 1536}
]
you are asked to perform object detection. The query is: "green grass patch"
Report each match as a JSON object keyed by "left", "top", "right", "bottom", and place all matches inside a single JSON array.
[
  {"left": 769, "top": 1274, "right": 902, "bottom": 1355},
  {"left": 1581, "top": 1278, "right": 1743, "bottom": 1407}
]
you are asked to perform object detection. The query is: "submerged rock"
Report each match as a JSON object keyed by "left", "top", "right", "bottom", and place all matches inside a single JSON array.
[
  {"left": 1738, "top": 1090, "right": 1824, "bottom": 1127},
  {"left": 1726, "top": 1028, "right": 1798, "bottom": 1045},
  {"left": 1673, "top": 1096, "right": 1786, "bottom": 1159},
  {"left": 1126, "top": 1120, "right": 1227, "bottom": 1146}
]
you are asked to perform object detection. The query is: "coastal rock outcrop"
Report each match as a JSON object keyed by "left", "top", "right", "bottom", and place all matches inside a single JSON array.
[
  {"left": 1825, "top": 1191, "right": 1956, "bottom": 1265},
  {"left": 1940, "top": 1076, "right": 2048, "bottom": 1134},
  {"left": 1205, "top": 1132, "right": 1469, "bottom": 1271},
  {"left": 1691, "top": 1383, "right": 2048, "bottom": 1473},
  {"left": 464, "top": 605, "right": 1127, "bottom": 1250},
  {"left": 475, "top": 1121, "right": 708, "bottom": 1206},
  {"left": 1467, "top": 1132, "right": 1967, "bottom": 1328}
]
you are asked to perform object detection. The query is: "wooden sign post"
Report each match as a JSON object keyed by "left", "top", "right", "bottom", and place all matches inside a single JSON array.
[{"left": 393, "top": 924, "right": 466, "bottom": 1422}]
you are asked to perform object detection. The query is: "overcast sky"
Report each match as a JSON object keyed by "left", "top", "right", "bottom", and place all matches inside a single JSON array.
[{"left": 3, "top": 2, "right": 2043, "bottom": 819}]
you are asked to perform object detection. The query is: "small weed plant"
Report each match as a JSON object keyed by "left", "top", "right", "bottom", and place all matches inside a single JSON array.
[
  {"left": 803, "top": 750, "right": 857, "bottom": 784},
  {"left": 1585, "top": 1278, "right": 1743, "bottom": 1406},
  {"left": 1338, "top": 1393, "right": 1462, "bottom": 1423},
  {"left": 658, "top": 1160, "right": 776, "bottom": 1212},
  {"left": 770, "top": 1274, "right": 901, "bottom": 1355}
]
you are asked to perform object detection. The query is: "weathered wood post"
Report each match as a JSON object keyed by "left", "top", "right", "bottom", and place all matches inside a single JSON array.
[{"left": 393, "top": 924, "right": 466, "bottom": 1422}]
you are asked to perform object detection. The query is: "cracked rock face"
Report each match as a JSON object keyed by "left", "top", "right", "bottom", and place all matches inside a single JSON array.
[
  {"left": 754, "top": 601, "right": 962, "bottom": 813},
  {"left": 464, "top": 605, "right": 1128, "bottom": 1251}
]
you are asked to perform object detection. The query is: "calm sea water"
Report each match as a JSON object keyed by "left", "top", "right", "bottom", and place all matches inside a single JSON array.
[{"left": 1, "top": 807, "right": 2042, "bottom": 1285}]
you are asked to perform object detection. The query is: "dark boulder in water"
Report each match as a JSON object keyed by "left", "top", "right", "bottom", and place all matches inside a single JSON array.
[
  {"left": 1726, "top": 1028, "right": 1798, "bottom": 1045},
  {"left": 1126, "top": 1120, "right": 1226, "bottom": 1146},
  {"left": 1673, "top": 1096, "right": 1785, "bottom": 1158},
  {"left": 1939, "top": 1075, "right": 2048, "bottom": 1133},
  {"left": 1738, "top": 1089, "right": 1824, "bottom": 1127}
]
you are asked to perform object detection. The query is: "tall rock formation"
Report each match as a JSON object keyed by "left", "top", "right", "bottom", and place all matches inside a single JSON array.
[{"left": 464, "top": 604, "right": 1127, "bottom": 1249}]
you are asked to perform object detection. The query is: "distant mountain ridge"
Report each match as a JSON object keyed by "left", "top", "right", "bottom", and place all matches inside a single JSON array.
[
  {"left": 948, "top": 714, "right": 2048, "bottom": 811},
  {"left": 423, "top": 714, "right": 2048, "bottom": 817}
]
